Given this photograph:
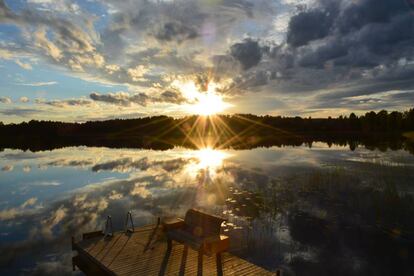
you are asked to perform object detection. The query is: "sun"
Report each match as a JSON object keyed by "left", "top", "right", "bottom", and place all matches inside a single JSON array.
[
  {"left": 172, "top": 80, "right": 232, "bottom": 115},
  {"left": 187, "top": 92, "right": 229, "bottom": 115}
]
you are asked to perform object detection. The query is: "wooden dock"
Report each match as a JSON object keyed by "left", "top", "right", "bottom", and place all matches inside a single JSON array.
[{"left": 72, "top": 224, "right": 276, "bottom": 275}]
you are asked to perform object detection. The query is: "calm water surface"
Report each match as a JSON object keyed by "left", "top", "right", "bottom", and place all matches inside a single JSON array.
[{"left": 1, "top": 144, "right": 414, "bottom": 275}]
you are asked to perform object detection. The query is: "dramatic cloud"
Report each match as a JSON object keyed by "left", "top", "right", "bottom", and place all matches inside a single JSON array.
[
  {"left": 1, "top": 0, "right": 414, "bottom": 121},
  {"left": 287, "top": 11, "right": 331, "bottom": 47},
  {"left": 219, "top": 0, "right": 414, "bottom": 113},
  {"left": 230, "top": 38, "right": 264, "bottom": 70},
  {"left": 0, "top": 0, "right": 104, "bottom": 76},
  {"left": 282, "top": 0, "right": 414, "bottom": 75}
]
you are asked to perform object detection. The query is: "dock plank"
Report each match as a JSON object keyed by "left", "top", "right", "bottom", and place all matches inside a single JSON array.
[{"left": 72, "top": 225, "right": 276, "bottom": 275}]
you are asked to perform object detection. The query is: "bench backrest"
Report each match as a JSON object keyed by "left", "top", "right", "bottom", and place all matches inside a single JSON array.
[{"left": 184, "top": 209, "right": 226, "bottom": 237}]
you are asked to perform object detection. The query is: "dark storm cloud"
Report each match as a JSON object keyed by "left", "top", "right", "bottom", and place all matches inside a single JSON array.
[
  {"left": 230, "top": 38, "right": 263, "bottom": 70},
  {"left": 227, "top": 0, "right": 414, "bottom": 103},
  {"left": 285, "top": 0, "right": 414, "bottom": 70},
  {"left": 336, "top": 0, "right": 408, "bottom": 35},
  {"left": 206, "top": 0, "right": 414, "bottom": 103},
  {"left": 154, "top": 22, "right": 198, "bottom": 42},
  {"left": 286, "top": 7, "right": 337, "bottom": 47}
]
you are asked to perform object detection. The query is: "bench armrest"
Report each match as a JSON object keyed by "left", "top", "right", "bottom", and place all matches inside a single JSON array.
[{"left": 203, "top": 235, "right": 229, "bottom": 255}]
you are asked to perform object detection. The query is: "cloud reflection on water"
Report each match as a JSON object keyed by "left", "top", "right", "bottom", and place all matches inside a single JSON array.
[{"left": 0, "top": 145, "right": 414, "bottom": 275}]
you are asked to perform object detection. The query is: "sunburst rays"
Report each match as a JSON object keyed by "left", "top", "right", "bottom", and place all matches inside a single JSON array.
[{"left": 172, "top": 79, "right": 232, "bottom": 116}]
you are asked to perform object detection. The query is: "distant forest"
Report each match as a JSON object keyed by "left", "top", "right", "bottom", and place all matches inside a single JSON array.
[{"left": 1, "top": 108, "right": 414, "bottom": 152}]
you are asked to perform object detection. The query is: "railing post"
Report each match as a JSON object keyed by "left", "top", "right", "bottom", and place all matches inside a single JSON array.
[
  {"left": 124, "top": 211, "right": 135, "bottom": 233},
  {"left": 104, "top": 215, "right": 113, "bottom": 238}
]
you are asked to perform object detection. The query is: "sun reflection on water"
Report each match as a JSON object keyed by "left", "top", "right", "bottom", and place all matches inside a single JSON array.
[
  {"left": 195, "top": 147, "right": 228, "bottom": 169},
  {"left": 185, "top": 147, "right": 230, "bottom": 180}
]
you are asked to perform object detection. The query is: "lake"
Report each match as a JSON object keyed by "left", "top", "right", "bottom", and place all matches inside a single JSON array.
[{"left": 1, "top": 143, "right": 414, "bottom": 275}]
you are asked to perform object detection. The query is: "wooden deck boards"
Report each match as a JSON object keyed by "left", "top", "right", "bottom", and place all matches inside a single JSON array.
[{"left": 72, "top": 224, "right": 276, "bottom": 275}]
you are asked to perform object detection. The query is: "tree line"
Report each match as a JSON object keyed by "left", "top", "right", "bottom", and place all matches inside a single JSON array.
[
  {"left": 0, "top": 108, "right": 413, "bottom": 152},
  {"left": 0, "top": 108, "right": 413, "bottom": 137}
]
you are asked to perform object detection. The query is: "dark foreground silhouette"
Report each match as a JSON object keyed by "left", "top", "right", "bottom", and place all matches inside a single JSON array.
[{"left": 1, "top": 109, "right": 413, "bottom": 152}]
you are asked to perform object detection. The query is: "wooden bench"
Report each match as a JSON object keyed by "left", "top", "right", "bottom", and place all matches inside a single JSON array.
[{"left": 164, "top": 209, "right": 229, "bottom": 276}]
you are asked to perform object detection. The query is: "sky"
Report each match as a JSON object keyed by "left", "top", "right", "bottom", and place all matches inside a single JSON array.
[{"left": 0, "top": 0, "right": 414, "bottom": 123}]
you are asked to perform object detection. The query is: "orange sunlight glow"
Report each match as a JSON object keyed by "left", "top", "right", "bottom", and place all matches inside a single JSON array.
[{"left": 172, "top": 80, "right": 232, "bottom": 115}]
